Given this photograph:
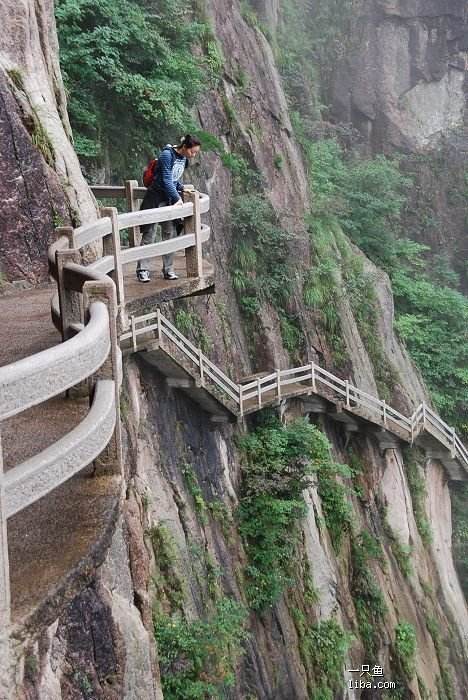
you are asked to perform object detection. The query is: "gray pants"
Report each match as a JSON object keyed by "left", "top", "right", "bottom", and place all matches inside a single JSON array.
[{"left": 137, "top": 197, "right": 177, "bottom": 274}]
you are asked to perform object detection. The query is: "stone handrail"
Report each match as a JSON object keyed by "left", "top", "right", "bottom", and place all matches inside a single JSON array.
[
  {"left": 122, "top": 310, "right": 468, "bottom": 473},
  {"left": 0, "top": 300, "right": 110, "bottom": 420},
  {"left": 0, "top": 275, "right": 121, "bottom": 695},
  {"left": 3, "top": 379, "right": 117, "bottom": 518},
  {"left": 48, "top": 186, "right": 211, "bottom": 340}
]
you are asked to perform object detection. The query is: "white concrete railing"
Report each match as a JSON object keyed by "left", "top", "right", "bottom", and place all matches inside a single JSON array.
[
  {"left": 122, "top": 310, "right": 468, "bottom": 471},
  {"left": 0, "top": 277, "right": 121, "bottom": 696},
  {"left": 48, "top": 186, "right": 210, "bottom": 341}
]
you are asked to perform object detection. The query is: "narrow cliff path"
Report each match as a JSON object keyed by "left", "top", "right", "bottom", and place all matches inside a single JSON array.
[{"left": 0, "top": 287, "right": 120, "bottom": 632}]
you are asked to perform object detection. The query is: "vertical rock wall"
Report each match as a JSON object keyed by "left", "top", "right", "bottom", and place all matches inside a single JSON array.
[
  {"left": 0, "top": 0, "right": 96, "bottom": 283},
  {"left": 331, "top": 0, "right": 468, "bottom": 151}
]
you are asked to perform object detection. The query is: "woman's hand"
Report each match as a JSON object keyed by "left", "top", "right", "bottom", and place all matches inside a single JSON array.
[{"left": 174, "top": 199, "right": 183, "bottom": 207}]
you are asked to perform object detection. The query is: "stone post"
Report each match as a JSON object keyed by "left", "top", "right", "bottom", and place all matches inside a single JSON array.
[
  {"left": 125, "top": 180, "right": 140, "bottom": 248},
  {"left": 56, "top": 246, "right": 82, "bottom": 341},
  {"left": 100, "top": 207, "right": 126, "bottom": 332},
  {"left": 55, "top": 225, "right": 76, "bottom": 249},
  {"left": 183, "top": 190, "right": 203, "bottom": 278},
  {"left": 0, "top": 432, "right": 13, "bottom": 699},
  {"left": 83, "top": 279, "right": 122, "bottom": 476}
]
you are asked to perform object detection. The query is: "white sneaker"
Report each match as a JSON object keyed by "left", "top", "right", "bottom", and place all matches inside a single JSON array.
[
  {"left": 163, "top": 271, "right": 178, "bottom": 280},
  {"left": 137, "top": 269, "right": 150, "bottom": 283}
]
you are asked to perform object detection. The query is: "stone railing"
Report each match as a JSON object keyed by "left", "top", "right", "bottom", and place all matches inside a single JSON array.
[
  {"left": 0, "top": 277, "right": 121, "bottom": 697},
  {"left": 49, "top": 186, "right": 211, "bottom": 338},
  {"left": 0, "top": 184, "right": 212, "bottom": 694}
]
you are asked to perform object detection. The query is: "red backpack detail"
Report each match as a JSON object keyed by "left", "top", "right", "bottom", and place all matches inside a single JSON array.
[{"left": 143, "top": 158, "right": 158, "bottom": 187}]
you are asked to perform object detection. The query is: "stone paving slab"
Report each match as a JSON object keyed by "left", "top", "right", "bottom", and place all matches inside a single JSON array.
[
  {"left": 0, "top": 285, "right": 59, "bottom": 367},
  {"left": 123, "top": 252, "right": 214, "bottom": 315}
]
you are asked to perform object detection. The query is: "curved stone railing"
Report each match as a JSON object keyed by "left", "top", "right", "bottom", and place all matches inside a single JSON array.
[
  {"left": 0, "top": 181, "right": 210, "bottom": 692},
  {"left": 122, "top": 310, "right": 468, "bottom": 475},
  {"left": 48, "top": 186, "right": 211, "bottom": 340},
  {"left": 0, "top": 274, "right": 121, "bottom": 696}
]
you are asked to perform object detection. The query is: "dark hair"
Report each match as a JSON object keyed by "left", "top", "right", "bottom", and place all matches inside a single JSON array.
[{"left": 180, "top": 134, "right": 201, "bottom": 149}]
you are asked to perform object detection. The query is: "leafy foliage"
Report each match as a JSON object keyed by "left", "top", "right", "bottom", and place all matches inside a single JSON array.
[
  {"left": 315, "top": 455, "right": 354, "bottom": 552},
  {"left": 394, "top": 622, "right": 417, "bottom": 679},
  {"left": 238, "top": 418, "right": 354, "bottom": 610},
  {"left": 351, "top": 532, "right": 387, "bottom": 655},
  {"left": 154, "top": 598, "right": 248, "bottom": 699},
  {"left": 425, "top": 615, "right": 456, "bottom": 700},
  {"left": 304, "top": 619, "right": 351, "bottom": 698},
  {"left": 174, "top": 308, "right": 213, "bottom": 354},
  {"left": 451, "top": 482, "right": 468, "bottom": 599},
  {"left": 149, "top": 524, "right": 185, "bottom": 613},
  {"left": 55, "top": 0, "right": 211, "bottom": 177},
  {"left": 404, "top": 449, "right": 432, "bottom": 547},
  {"left": 238, "top": 418, "right": 316, "bottom": 610},
  {"left": 230, "top": 192, "right": 293, "bottom": 316},
  {"left": 302, "top": 217, "right": 351, "bottom": 368},
  {"left": 302, "top": 137, "right": 468, "bottom": 437},
  {"left": 393, "top": 269, "right": 468, "bottom": 435},
  {"left": 306, "top": 139, "right": 411, "bottom": 269}
]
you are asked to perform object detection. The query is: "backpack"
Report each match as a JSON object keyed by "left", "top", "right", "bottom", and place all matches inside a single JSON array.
[{"left": 143, "top": 158, "right": 158, "bottom": 188}]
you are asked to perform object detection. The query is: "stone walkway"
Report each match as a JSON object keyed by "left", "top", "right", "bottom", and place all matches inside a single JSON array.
[{"left": 0, "top": 265, "right": 210, "bottom": 632}]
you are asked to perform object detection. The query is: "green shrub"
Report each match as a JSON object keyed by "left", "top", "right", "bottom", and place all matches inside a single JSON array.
[
  {"left": 154, "top": 598, "right": 248, "bottom": 699},
  {"left": 304, "top": 619, "right": 351, "bottom": 697},
  {"left": 393, "top": 271, "right": 468, "bottom": 436},
  {"left": 391, "top": 539, "right": 413, "bottom": 580},
  {"left": 29, "top": 108, "right": 55, "bottom": 166},
  {"left": 302, "top": 219, "right": 347, "bottom": 367},
  {"left": 240, "top": 494, "right": 307, "bottom": 609},
  {"left": 55, "top": 0, "right": 208, "bottom": 177},
  {"left": 238, "top": 419, "right": 354, "bottom": 610},
  {"left": 181, "top": 463, "right": 208, "bottom": 524},
  {"left": 394, "top": 622, "right": 417, "bottom": 679},
  {"left": 316, "top": 458, "right": 353, "bottom": 552},
  {"left": 279, "top": 312, "right": 304, "bottom": 358},
  {"left": 451, "top": 482, "right": 468, "bottom": 599},
  {"left": 342, "top": 254, "right": 398, "bottom": 400},
  {"left": 221, "top": 152, "right": 250, "bottom": 178},
  {"left": 174, "top": 308, "right": 212, "bottom": 354},
  {"left": 425, "top": 615, "right": 455, "bottom": 700},
  {"left": 238, "top": 419, "right": 323, "bottom": 610},
  {"left": 230, "top": 193, "right": 293, "bottom": 318},
  {"left": 351, "top": 533, "right": 387, "bottom": 655},
  {"left": 405, "top": 449, "right": 432, "bottom": 547},
  {"left": 274, "top": 154, "right": 283, "bottom": 170},
  {"left": 149, "top": 524, "right": 185, "bottom": 613},
  {"left": 222, "top": 95, "right": 237, "bottom": 123}
]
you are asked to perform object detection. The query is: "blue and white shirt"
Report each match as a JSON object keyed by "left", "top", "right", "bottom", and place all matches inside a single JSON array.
[{"left": 151, "top": 145, "right": 188, "bottom": 204}]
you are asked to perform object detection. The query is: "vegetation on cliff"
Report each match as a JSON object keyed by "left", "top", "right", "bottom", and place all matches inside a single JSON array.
[{"left": 55, "top": 0, "right": 218, "bottom": 176}]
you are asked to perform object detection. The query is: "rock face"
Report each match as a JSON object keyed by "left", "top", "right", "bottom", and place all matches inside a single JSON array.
[
  {"left": 0, "top": 0, "right": 96, "bottom": 283},
  {"left": 332, "top": 0, "right": 468, "bottom": 151}
]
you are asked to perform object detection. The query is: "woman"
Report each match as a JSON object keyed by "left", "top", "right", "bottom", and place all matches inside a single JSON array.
[{"left": 136, "top": 134, "right": 201, "bottom": 282}]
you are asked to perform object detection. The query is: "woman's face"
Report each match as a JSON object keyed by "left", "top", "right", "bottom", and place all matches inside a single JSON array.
[{"left": 185, "top": 145, "right": 201, "bottom": 159}]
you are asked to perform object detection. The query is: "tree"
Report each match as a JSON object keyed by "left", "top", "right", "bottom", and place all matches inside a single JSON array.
[{"left": 55, "top": 0, "right": 207, "bottom": 179}]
